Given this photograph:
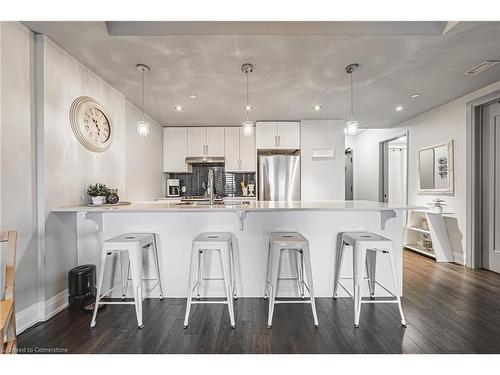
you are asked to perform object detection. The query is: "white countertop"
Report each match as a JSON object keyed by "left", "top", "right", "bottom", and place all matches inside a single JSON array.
[{"left": 53, "top": 200, "right": 422, "bottom": 213}]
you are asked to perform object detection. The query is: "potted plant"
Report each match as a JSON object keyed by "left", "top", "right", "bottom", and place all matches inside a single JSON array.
[{"left": 87, "top": 183, "right": 111, "bottom": 205}]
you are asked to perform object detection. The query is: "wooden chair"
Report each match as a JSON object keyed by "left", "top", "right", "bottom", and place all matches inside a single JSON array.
[{"left": 1, "top": 231, "right": 17, "bottom": 354}]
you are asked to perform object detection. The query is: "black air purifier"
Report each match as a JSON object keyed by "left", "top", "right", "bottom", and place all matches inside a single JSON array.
[{"left": 68, "top": 264, "right": 96, "bottom": 310}]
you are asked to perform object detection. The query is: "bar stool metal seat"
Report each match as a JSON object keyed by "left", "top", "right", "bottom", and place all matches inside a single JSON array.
[
  {"left": 184, "top": 232, "right": 237, "bottom": 329},
  {"left": 265, "top": 232, "right": 319, "bottom": 328},
  {"left": 333, "top": 231, "right": 407, "bottom": 328},
  {"left": 90, "top": 233, "right": 165, "bottom": 329}
]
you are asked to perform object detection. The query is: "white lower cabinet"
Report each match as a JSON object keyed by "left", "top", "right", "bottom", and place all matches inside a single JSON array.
[
  {"left": 163, "top": 127, "right": 188, "bottom": 172},
  {"left": 224, "top": 127, "right": 256, "bottom": 172}
]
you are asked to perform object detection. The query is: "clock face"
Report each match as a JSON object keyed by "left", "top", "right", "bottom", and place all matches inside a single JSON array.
[
  {"left": 83, "top": 107, "right": 111, "bottom": 144},
  {"left": 69, "top": 97, "right": 113, "bottom": 152}
]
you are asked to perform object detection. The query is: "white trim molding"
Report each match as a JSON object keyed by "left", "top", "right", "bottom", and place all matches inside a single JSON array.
[{"left": 16, "top": 289, "right": 69, "bottom": 334}]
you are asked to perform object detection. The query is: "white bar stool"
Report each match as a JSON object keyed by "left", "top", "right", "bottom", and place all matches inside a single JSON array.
[
  {"left": 90, "top": 233, "right": 165, "bottom": 329},
  {"left": 265, "top": 232, "right": 319, "bottom": 328},
  {"left": 184, "top": 233, "right": 237, "bottom": 329},
  {"left": 333, "top": 232, "right": 407, "bottom": 328}
]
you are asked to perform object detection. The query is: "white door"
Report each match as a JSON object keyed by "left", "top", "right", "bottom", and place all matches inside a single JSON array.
[
  {"left": 277, "top": 121, "right": 300, "bottom": 149},
  {"left": 224, "top": 127, "right": 240, "bottom": 172},
  {"left": 206, "top": 127, "right": 225, "bottom": 157},
  {"left": 482, "top": 102, "right": 500, "bottom": 273},
  {"left": 163, "top": 127, "right": 188, "bottom": 172},
  {"left": 187, "top": 127, "right": 206, "bottom": 157},
  {"left": 256, "top": 122, "right": 278, "bottom": 149},
  {"left": 240, "top": 129, "right": 256, "bottom": 172}
]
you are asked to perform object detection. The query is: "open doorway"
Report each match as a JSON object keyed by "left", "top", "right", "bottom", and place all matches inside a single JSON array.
[
  {"left": 345, "top": 148, "right": 353, "bottom": 200},
  {"left": 478, "top": 100, "right": 500, "bottom": 273},
  {"left": 379, "top": 134, "right": 408, "bottom": 208}
]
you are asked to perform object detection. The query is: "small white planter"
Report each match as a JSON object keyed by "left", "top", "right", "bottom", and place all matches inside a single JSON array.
[{"left": 91, "top": 196, "right": 106, "bottom": 205}]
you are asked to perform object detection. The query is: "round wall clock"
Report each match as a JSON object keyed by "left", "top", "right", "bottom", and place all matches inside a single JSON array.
[{"left": 69, "top": 96, "right": 113, "bottom": 152}]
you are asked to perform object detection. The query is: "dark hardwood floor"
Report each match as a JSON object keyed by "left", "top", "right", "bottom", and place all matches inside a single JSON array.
[{"left": 18, "top": 250, "right": 500, "bottom": 354}]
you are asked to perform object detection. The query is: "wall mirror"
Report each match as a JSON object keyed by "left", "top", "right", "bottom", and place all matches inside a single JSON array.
[{"left": 418, "top": 140, "right": 454, "bottom": 194}]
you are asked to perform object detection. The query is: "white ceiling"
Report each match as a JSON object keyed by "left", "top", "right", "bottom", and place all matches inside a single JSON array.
[{"left": 23, "top": 21, "right": 500, "bottom": 128}]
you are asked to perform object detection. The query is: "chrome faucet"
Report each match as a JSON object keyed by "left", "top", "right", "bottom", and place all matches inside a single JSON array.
[{"left": 207, "top": 169, "right": 215, "bottom": 205}]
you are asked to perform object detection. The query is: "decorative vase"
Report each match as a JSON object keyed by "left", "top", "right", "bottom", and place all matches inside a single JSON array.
[{"left": 91, "top": 196, "right": 106, "bottom": 205}]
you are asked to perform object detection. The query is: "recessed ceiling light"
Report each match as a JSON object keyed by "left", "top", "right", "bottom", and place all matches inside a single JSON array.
[
  {"left": 313, "top": 105, "right": 322, "bottom": 111},
  {"left": 189, "top": 94, "right": 197, "bottom": 99},
  {"left": 395, "top": 106, "right": 404, "bottom": 111},
  {"left": 245, "top": 105, "right": 253, "bottom": 111},
  {"left": 410, "top": 93, "right": 420, "bottom": 98},
  {"left": 174, "top": 105, "right": 184, "bottom": 111}
]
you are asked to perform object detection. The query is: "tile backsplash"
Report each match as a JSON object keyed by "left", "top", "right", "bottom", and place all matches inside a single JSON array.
[{"left": 168, "top": 163, "right": 255, "bottom": 197}]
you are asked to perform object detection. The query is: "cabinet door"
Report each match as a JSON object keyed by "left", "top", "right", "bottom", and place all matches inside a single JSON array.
[
  {"left": 187, "top": 127, "right": 206, "bottom": 157},
  {"left": 256, "top": 122, "right": 277, "bottom": 149},
  {"left": 163, "top": 127, "right": 188, "bottom": 172},
  {"left": 224, "top": 127, "right": 240, "bottom": 172},
  {"left": 277, "top": 121, "right": 300, "bottom": 149},
  {"left": 240, "top": 129, "right": 256, "bottom": 172},
  {"left": 206, "top": 127, "right": 225, "bottom": 157}
]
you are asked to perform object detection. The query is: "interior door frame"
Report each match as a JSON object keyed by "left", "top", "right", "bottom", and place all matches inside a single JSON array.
[
  {"left": 379, "top": 131, "right": 409, "bottom": 206},
  {"left": 466, "top": 90, "right": 500, "bottom": 269}
]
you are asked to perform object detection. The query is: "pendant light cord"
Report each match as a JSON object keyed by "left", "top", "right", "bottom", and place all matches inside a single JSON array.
[
  {"left": 349, "top": 70, "right": 354, "bottom": 122},
  {"left": 245, "top": 72, "right": 250, "bottom": 122},
  {"left": 141, "top": 69, "right": 145, "bottom": 122}
]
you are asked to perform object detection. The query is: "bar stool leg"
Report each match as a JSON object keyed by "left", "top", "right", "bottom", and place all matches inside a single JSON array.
[
  {"left": 152, "top": 234, "right": 165, "bottom": 300},
  {"left": 333, "top": 241, "right": 346, "bottom": 299},
  {"left": 387, "top": 248, "right": 407, "bottom": 327},
  {"left": 128, "top": 246, "right": 144, "bottom": 328},
  {"left": 196, "top": 249, "right": 205, "bottom": 300},
  {"left": 267, "top": 245, "right": 281, "bottom": 328},
  {"left": 120, "top": 251, "right": 129, "bottom": 300},
  {"left": 220, "top": 247, "right": 236, "bottom": 328},
  {"left": 302, "top": 244, "right": 319, "bottom": 328},
  {"left": 264, "top": 242, "right": 271, "bottom": 300},
  {"left": 90, "top": 248, "right": 109, "bottom": 329},
  {"left": 230, "top": 239, "right": 238, "bottom": 300},
  {"left": 293, "top": 250, "right": 305, "bottom": 299},
  {"left": 366, "top": 249, "right": 377, "bottom": 299},
  {"left": 353, "top": 244, "right": 367, "bottom": 328},
  {"left": 184, "top": 243, "right": 198, "bottom": 328}
]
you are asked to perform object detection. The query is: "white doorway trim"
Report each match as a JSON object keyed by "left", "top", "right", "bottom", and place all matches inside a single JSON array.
[{"left": 466, "top": 89, "right": 500, "bottom": 269}]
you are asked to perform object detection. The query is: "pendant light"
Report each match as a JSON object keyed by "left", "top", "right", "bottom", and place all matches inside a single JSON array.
[
  {"left": 241, "top": 63, "right": 254, "bottom": 137},
  {"left": 136, "top": 63, "right": 151, "bottom": 137},
  {"left": 345, "top": 63, "right": 360, "bottom": 136}
]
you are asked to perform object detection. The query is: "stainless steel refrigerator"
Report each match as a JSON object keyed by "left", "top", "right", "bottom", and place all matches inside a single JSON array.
[{"left": 258, "top": 155, "right": 301, "bottom": 201}]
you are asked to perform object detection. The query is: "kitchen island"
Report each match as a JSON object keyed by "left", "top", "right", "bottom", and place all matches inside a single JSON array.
[{"left": 52, "top": 200, "right": 418, "bottom": 299}]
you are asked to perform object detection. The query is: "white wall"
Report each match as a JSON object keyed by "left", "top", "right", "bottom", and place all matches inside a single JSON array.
[
  {"left": 125, "top": 100, "right": 164, "bottom": 200},
  {"left": 300, "top": 120, "right": 345, "bottom": 200},
  {"left": 0, "top": 22, "right": 39, "bottom": 311},
  {"left": 349, "top": 80, "right": 500, "bottom": 265},
  {"left": 0, "top": 23, "right": 163, "bottom": 329}
]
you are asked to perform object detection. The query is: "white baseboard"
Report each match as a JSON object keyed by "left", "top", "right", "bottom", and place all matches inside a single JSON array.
[{"left": 16, "top": 289, "right": 69, "bottom": 334}]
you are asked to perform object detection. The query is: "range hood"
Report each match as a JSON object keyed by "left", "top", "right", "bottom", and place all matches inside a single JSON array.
[{"left": 185, "top": 157, "right": 225, "bottom": 164}]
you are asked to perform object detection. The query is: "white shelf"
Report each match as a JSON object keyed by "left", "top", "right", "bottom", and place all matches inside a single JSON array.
[
  {"left": 407, "top": 226, "right": 430, "bottom": 234},
  {"left": 404, "top": 244, "right": 436, "bottom": 259}
]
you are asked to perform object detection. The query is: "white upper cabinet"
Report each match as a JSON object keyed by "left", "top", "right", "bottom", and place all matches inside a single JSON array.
[
  {"left": 224, "top": 127, "right": 256, "bottom": 172},
  {"left": 256, "top": 122, "right": 278, "bottom": 149},
  {"left": 187, "top": 127, "right": 225, "bottom": 157},
  {"left": 239, "top": 128, "right": 256, "bottom": 171},
  {"left": 256, "top": 121, "right": 300, "bottom": 150},
  {"left": 163, "top": 127, "right": 188, "bottom": 172},
  {"left": 187, "top": 127, "right": 206, "bottom": 157},
  {"left": 206, "top": 127, "right": 225, "bottom": 157},
  {"left": 277, "top": 122, "right": 301, "bottom": 149},
  {"left": 224, "top": 127, "right": 240, "bottom": 172}
]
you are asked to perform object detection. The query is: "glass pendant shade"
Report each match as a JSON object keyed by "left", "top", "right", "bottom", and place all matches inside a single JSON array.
[
  {"left": 243, "top": 120, "right": 253, "bottom": 137},
  {"left": 346, "top": 120, "right": 358, "bottom": 136},
  {"left": 137, "top": 119, "right": 150, "bottom": 137}
]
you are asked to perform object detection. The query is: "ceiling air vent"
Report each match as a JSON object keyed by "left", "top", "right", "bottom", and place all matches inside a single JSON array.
[{"left": 464, "top": 60, "right": 500, "bottom": 76}]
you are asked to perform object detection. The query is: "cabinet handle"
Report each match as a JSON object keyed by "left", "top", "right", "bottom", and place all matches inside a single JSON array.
[
  {"left": 275, "top": 135, "right": 278, "bottom": 148},
  {"left": 278, "top": 135, "right": 281, "bottom": 147}
]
